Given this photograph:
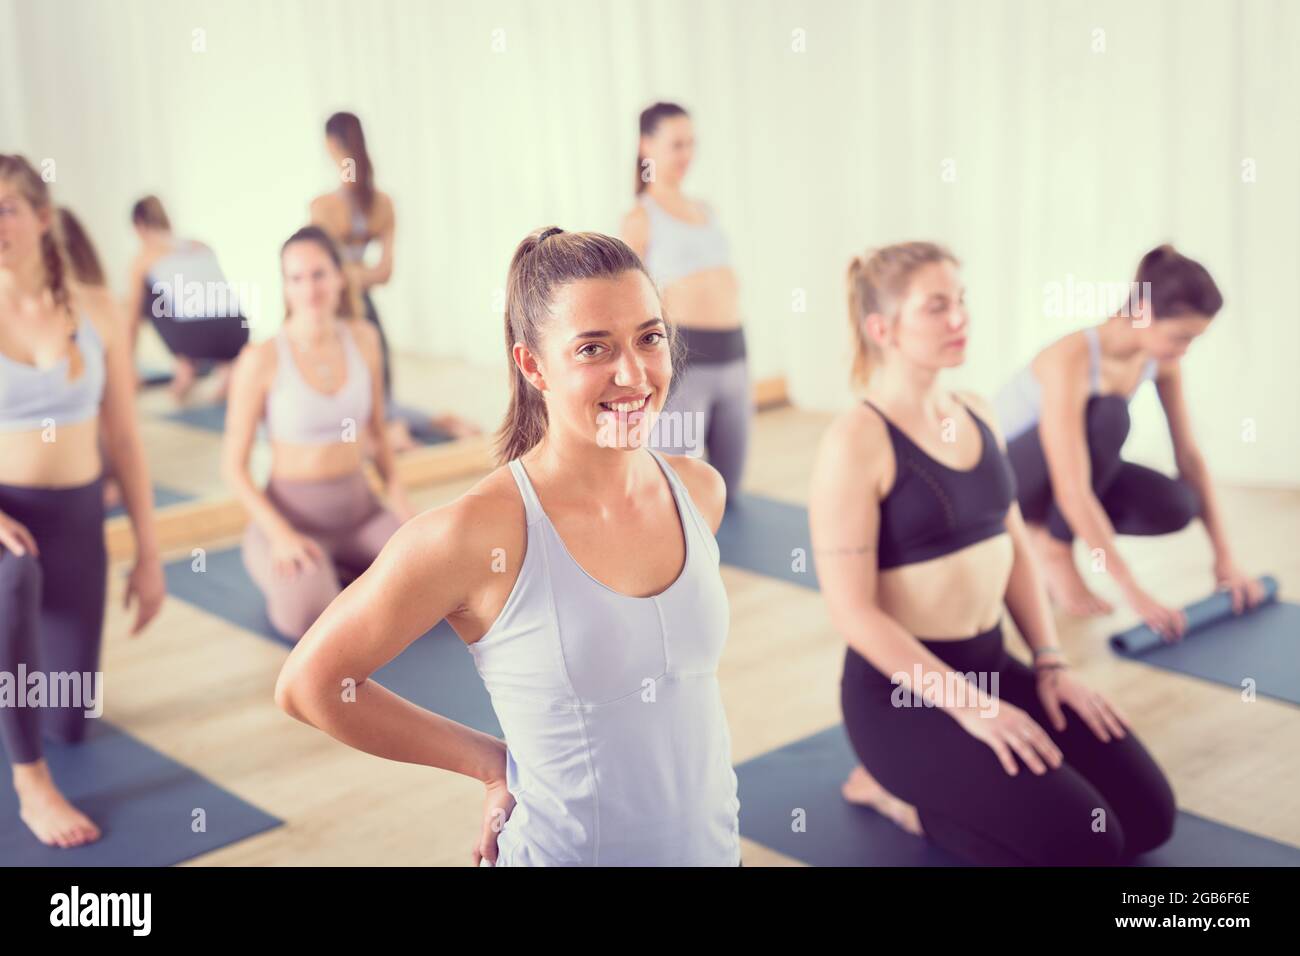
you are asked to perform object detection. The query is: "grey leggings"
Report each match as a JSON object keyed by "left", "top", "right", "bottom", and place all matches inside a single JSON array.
[
  {"left": 653, "top": 351, "right": 752, "bottom": 496},
  {"left": 242, "top": 472, "right": 401, "bottom": 641},
  {"left": 0, "top": 477, "right": 108, "bottom": 766}
]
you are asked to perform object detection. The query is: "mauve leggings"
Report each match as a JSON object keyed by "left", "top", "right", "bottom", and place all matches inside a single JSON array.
[
  {"left": 841, "top": 623, "right": 1177, "bottom": 865},
  {"left": 242, "top": 471, "right": 402, "bottom": 641},
  {"left": 0, "top": 476, "right": 108, "bottom": 766},
  {"left": 1006, "top": 394, "right": 1200, "bottom": 543}
]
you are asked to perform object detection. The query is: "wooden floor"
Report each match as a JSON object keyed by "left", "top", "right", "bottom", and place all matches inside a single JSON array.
[{"left": 100, "top": 385, "right": 1300, "bottom": 866}]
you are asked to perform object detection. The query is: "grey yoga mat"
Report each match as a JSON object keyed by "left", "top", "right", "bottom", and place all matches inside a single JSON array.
[{"left": 1109, "top": 575, "right": 1300, "bottom": 705}]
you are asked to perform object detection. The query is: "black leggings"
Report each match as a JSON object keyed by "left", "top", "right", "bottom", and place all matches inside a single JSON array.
[
  {"left": 145, "top": 285, "right": 249, "bottom": 363},
  {"left": 1006, "top": 394, "right": 1200, "bottom": 543},
  {"left": 0, "top": 477, "right": 108, "bottom": 766},
  {"left": 840, "top": 624, "right": 1176, "bottom": 865}
]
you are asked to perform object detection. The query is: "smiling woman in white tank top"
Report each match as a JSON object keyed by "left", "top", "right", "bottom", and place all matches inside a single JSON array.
[{"left": 275, "top": 227, "right": 742, "bottom": 866}]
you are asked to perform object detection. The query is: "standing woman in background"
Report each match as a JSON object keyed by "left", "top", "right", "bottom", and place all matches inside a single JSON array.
[
  {"left": 0, "top": 155, "right": 166, "bottom": 848},
  {"left": 310, "top": 112, "right": 478, "bottom": 452},
  {"left": 125, "top": 196, "right": 250, "bottom": 402},
  {"left": 310, "top": 112, "right": 395, "bottom": 400},
  {"left": 223, "top": 226, "right": 414, "bottom": 643},
  {"left": 992, "top": 245, "right": 1264, "bottom": 633},
  {"left": 621, "top": 102, "right": 752, "bottom": 499}
]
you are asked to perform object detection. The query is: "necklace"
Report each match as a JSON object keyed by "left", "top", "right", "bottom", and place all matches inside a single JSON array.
[{"left": 288, "top": 323, "right": 339, "bottom": 386}]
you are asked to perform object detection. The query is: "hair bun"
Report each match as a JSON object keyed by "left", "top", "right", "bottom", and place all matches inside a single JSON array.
[{"left": 537, "top": 226, "right": 564, "bottom": 244}]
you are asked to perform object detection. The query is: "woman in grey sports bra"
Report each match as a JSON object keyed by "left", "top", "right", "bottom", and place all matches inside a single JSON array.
[
  {"left": 0, "top": 155, "right": 166, "bottom": 849},
  {"left": 621, "top": 102, "right": 752, "bottom": 502},
  {"left": 275, "top": 227, "right": 743, "bottom": 866},
  {"left": 992, "top": 245, "right": 1265, "bottom": 635}
]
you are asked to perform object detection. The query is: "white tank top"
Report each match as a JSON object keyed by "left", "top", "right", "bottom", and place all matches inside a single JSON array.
[{"left": 468, "top": 447, "right": 741, "bottom": 866}]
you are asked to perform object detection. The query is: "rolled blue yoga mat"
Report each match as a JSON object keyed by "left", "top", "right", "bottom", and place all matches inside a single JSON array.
[
  {"left": 1110, "top": 575, "right": 1279, "bottom": 654},
  {"left": 1108, "top": 575, "right": 1300, "bottom": 706}
]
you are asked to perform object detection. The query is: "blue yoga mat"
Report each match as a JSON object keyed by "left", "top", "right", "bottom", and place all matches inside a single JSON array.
[
  {"left": 737, "top": 724, "right": 1300, "bottom": 867},
  {"left": 105, "top": 484, "right": 195, "bottom": 520},
  {"left": 163, "top": 545, "right": 501, "bottom": 735},
  {"left": 1109, "top": 576, "right": 1300, "bottom": 706},
  {"left": 0, "top": 720, "right": 281, "bottom": 865},
  {"left": 162, "top": 402, "right": 231, "bottom": 434},
  {"left": 716, "top": 492, "right": 817, "bottom": 589}
]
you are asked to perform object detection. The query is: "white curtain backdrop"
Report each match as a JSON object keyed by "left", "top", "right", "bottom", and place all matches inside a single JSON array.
[{"left": 2, "top": 0, "right": 1297, "bottom": 485}]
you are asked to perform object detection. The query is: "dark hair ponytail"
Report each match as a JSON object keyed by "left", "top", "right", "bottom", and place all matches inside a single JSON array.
[
  {"left": 494, "top": 226, "right": 677, "bottom": 465},
  {"left": 635, "top": 102, "right": 689, "bottom": 196},
  {"left": 1132, "top": 243, "right": 1224, "bottom": 319},
  {"left": 326, "top": 111, "right": 376, "bottom": 216}
]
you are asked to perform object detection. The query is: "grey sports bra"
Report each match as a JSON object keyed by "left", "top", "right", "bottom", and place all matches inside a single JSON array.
[{"left": 638, "top": 193, "right": 731, "bottom": 287}]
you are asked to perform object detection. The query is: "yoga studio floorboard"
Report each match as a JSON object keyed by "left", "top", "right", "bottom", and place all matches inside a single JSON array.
[{"left": 92, "top": 400, "right": 1300, "bottom": 867}]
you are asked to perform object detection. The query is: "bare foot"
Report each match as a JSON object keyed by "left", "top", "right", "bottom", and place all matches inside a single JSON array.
[
  {"left": 168, "top": 358, "right": 198, "bottom": 403},
  {"left": 13, "top": 763, "right": 102, "bottom": 848},
  {"left": 433, "top": 414, "right": 482, "bottom": 439},
  {"left": 1028, "top": 523, "right": 1114, "bottom": 616},
  {"left": 841, "top": 764, "right": 924, "bottom": 836}
]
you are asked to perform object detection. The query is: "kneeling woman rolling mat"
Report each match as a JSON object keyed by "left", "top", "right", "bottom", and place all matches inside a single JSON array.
[{"left": 1110, "top": 575, "right": 1299, "bottom": 705}]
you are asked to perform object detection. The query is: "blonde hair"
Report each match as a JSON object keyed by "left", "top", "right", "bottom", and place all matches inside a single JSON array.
[
  {"left": 846, "top": 241, "right": 960, "bottom": 388},
  {"left": 494, "top": 226, "right": 679, "bottom": 465}
]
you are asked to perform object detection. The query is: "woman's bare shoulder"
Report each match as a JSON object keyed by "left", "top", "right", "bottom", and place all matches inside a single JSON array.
[
  {"left": 656, "top": 452, "right": 725, "bottom": 532},
  {"left": 389, "top": 465, "right": 525, "bottom": 572},
  {"left": 812, "top": 401, "right": 892, "bottom": 501}
]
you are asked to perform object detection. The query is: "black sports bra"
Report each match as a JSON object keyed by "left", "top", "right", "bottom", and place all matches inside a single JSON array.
[{"left": 863, "top": 397, "right": 1017, "bottom": 570}]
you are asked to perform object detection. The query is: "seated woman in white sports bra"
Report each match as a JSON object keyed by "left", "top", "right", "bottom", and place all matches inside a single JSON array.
[
  {"left": 223, "top": 226, "right": 416, "bottom": 642},
  {"left": 275, "top": 227, "right": 743, "bottom": 866},
  {"left": 992, "top": 245, "right": 1264, "bottom": 634}
]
